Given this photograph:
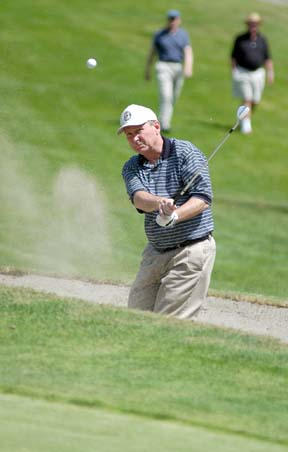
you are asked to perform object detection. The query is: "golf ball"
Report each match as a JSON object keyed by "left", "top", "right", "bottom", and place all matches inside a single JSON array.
[{"left": 86, "top": 58, "right": 97, "bottom": 69}]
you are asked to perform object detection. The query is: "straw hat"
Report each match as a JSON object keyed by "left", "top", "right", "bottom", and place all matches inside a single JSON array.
[{"left": 245, "top": 12, "right": 262, "bottom": 24}]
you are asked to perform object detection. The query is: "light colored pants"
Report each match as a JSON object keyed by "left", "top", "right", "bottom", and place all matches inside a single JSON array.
[
  {"left": 128, "top": 235, "right": 216, "bottom": 320},
  {"left": 232, "top": 66, "right": 266, "bottom": 104},
  {"left": 155, "top": 61, "right": 184, "bottom": 130}
]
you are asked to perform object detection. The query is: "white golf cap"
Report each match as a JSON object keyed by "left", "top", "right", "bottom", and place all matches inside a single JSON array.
[{"left": 117, "top": 104, "right": 158, "bottom": 134}]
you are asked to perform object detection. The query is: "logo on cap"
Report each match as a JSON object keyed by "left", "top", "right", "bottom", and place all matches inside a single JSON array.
[{"left": 123, "top": 111, "right": 131, "bottom": 121}]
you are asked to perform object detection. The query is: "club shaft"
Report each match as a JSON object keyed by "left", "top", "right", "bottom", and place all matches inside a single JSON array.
[{"left": 173, "top": 120, "right": 239, "bottom": 202}]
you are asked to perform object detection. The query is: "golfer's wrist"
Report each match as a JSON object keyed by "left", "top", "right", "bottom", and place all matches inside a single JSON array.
[{"left": 156, "top": 211, "right": 179, "bottom": 228}]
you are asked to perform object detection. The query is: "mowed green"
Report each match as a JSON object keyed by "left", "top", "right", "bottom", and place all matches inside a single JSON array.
[
  {"left": 1, "top": 394, "right": 287, "bottom": 452},
  {"left": 0, "top": 0, "right": 287, "bottom": 300},
  {"left": 0, "top": 286, "right": 288, "bottom": 451}
]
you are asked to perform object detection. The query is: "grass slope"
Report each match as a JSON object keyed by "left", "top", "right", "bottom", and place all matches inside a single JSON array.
[
  {"left": 1, "top": 394, "right": 287, "bottom": 452},
  {"left": 0, "top": 0, "right": 287, "bottom": 299},
  {"left": 0, "top": 286, "right": 287, "bottom": 448}
]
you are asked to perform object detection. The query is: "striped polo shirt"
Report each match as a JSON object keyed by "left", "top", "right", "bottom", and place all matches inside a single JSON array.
[{"left": 122, "top": 137, "right": 214, "bottom": 251}]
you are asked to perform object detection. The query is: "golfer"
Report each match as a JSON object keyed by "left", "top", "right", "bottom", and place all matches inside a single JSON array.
[
  {"left": 144, "top": 9, "right": 193, "bottom": 133},
  {"left": 119, "top": 104, "right": 216, "bottom": 319},
  {"left": 231, "top": 12, "right": 274, "bottom": 134}
]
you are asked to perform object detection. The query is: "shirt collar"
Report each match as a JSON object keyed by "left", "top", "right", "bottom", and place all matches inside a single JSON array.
[
  {"left": 138, "top": 137, "right": 173, "bottom": 166},
  {"left": 162, "top": 136, "right": 173, "bottom": 159}
]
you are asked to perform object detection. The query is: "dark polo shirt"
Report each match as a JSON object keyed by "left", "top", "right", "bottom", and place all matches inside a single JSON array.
[{"left": 231, "top": 32, "right": 270, "bottom": 70}]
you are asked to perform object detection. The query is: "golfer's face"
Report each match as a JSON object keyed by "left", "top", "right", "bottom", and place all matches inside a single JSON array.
[
  {"left": 248, "top": 21, "right": 259, "bottom": 31},
  {"left": 124, "top": 122, "right": 158, "bottom": 154},
  {"left": 168, "top": 16, "right": 181, "bottom": 27}
]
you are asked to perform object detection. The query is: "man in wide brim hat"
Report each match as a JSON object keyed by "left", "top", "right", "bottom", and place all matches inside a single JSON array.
[
  {"left": 230, "top": 12, "right": 274, "bottom": 134},
  {"left": 245, "top": 12, "right": 262, "bottom": 24}
]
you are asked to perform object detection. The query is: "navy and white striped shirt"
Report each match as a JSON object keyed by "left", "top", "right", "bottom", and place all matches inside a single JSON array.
[{"left": 122, "top": 137, "right": 214, "bottom": 251}]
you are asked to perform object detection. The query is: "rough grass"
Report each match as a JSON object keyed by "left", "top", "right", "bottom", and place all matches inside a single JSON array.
[{"left": 0, "top": 286, "right": 287, "bottom": 448}]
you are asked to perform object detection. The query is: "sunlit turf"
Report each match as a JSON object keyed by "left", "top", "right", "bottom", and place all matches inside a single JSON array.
[
  {"left": 1, "top": 394, "right": 287, "bottom": 452},
  {"left": 0, "top": 286, "right": 288, "bottom": 449}
]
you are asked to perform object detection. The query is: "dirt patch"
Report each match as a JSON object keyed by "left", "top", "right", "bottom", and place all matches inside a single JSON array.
[{"left": 0, "top": 272, "right": 287, "bottom": 344}]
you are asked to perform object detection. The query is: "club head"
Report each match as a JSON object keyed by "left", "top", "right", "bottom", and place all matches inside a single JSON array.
[{"left": 237, "top": 105, "right": 250, "bottom": 121}]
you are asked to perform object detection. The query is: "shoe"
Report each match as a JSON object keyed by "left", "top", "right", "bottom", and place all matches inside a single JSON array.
[{"left": 240, "top": 118, "right": 252, "bottom": 134}]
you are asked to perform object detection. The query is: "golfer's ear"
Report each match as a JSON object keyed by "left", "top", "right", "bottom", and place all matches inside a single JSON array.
[{"left": 154, "top": 121, "right": 161, "bottom": 131}]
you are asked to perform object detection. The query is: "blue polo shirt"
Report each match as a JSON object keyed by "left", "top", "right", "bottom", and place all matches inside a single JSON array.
[
  {"left": 154, "top": 28, "right": 190, "bottom": 63},
  {"left": 122, "top": 138, "right": 214, "bottom": 251}
]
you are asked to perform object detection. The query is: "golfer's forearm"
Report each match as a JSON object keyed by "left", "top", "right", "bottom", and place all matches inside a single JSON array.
[
  {"left": 176, "top": 197, "right": 209, "bottom": 222},
  {"left": 145, "top": 47, "right": 156, "bottom": 74},
  {"left": 183, "top": 46, "right": 193, "bottom": 75},
  {"left": 265, "top": 59, "right": 274, "bottom": 74},
  {"left": 265, "top": 59, "right": 273, "bottom": 70},
  {"left": 133, "top": 191, "right": 165, "bottom": 212}
]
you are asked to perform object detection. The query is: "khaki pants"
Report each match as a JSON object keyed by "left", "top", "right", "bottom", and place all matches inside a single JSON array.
[
  {"left": 155, "top": 61, "right": 184, "bottom": 130},
  {"left": 232, "top": 66, "right": 266, "bottom": 104},
  {"left": 128, "top": 236, "right": 216, "bottom": 319}
]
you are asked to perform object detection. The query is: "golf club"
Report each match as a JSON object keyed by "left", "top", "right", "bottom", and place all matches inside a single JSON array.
[{"left": 173, "top": 105, "right": 250, "bottom": 202}]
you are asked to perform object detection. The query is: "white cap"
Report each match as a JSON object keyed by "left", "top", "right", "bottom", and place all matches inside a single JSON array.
[{"left": 117, "top": 104, "right": 158, "bottom": 134}]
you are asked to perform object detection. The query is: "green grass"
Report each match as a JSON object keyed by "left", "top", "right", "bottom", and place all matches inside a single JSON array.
[
  {"left": 0, "top": 286, "right": 288, "bottom": 451},
  {"left": 1, "top": 394, "right": 287, "bottom": 452},
  {"left": 0, "top": 1, "right": 287, "bottom": 297}
]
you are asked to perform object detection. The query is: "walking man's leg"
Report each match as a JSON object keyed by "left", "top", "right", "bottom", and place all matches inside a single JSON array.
[{"left": 156, "top": 62, "right": 174, "bottom": 131}]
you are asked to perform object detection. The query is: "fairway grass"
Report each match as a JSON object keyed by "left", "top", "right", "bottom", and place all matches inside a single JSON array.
[
  {"left": 1, "top": 286, "right": 287, "bottom": 449},
  {"left": 1, "top": 393, "right": 287, "bottom": 452}
]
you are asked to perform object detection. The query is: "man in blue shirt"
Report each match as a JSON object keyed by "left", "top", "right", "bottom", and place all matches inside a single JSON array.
[
  {"left": 145, "top": 10, "right": 193, "bottom": 133},
  {"left": 119, "top": 104, "right": 216, "bottom": 320}
]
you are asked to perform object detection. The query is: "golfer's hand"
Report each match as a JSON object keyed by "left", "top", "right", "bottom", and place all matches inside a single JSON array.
[
  {"left": 184, "top": 68, "right": 193, "bottom": 78},
  {"left": 267, "top": 70, "right": 274, "bottom": 85},
  {"left": 156, "top": 211, "right": 178, "bottom": 227},
  {"left": 158, "top": 199, "right": 176, "bottom": 216},
  {"left": 156, "top": 199, "right": 178, "bottom": 228}
]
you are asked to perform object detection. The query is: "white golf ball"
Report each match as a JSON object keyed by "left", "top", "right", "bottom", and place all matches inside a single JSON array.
[{"left": 86, "top": 58, "right": 97, "bottom": 69}]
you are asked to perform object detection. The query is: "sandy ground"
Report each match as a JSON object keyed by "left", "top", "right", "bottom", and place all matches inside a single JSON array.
[{"left": 0, "top": 272, "right": 287, "bottom": 345}]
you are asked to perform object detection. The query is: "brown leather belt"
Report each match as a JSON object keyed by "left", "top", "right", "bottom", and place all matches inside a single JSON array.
[{"left": 155, "top": 233, "right": 212, "bottom": 253}]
